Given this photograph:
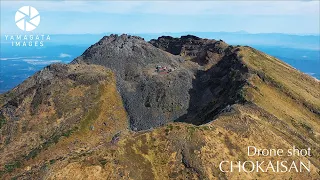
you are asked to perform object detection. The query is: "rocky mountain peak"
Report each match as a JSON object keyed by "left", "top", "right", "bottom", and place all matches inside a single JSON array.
[
  {"left": 70, "top": 34, "right": 249, "bottom": 130},
  {"left": 71, "top": 34, "right": 194, "bottom": 130},
  {"left": 1, "top": 34, "right": 319, "bottom": 179},
  {"left": 97, "top": 34, "right": 145, "bottom": 45}
]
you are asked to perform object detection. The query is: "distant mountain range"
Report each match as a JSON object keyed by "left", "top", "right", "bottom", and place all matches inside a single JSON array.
[{"left": 2, "top": 31, "right": 319, "bottom": 49}]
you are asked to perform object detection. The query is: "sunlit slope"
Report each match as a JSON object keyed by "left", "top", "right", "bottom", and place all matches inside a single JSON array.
[
  {"left": 0, "top": 64, "right": 129, "bottom": 178},
  {"left": 240, "top": 46, "right": 320, "bottom": 165},
  {"left": 241, "top": 46, "right": 320, "bottom": 111},
  {"left": 48, "top": 108, "right": 319, "bottom": 180}
]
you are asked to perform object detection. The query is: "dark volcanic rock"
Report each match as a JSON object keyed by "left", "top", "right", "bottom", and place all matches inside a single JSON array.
[
  {"left": 150, "top": 35, "right": 230, "bottom": 66},
  {"left": 150, "top": 35, "right": 249, "bottom": 125},
  {"left": 71, "top": 34, "right": 194, "bottom": 131},
  {"left": 177, "top": 52, "right": 249, "bottom": 125}
]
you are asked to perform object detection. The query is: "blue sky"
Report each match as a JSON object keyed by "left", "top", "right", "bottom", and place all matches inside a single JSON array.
[{"left": 1, "top": 1, "right": 319, "bottom": 34}]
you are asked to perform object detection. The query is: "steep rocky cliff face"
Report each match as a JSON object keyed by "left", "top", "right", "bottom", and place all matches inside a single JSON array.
[
  {"left": 150, "top": 36, "right": 250, "bottom": 124},
  {"left": 0, "top": 35, "right": 319, "bottom": 179},
  {"left": 71, "top": 34, "right": 194, "bottom": 130}
]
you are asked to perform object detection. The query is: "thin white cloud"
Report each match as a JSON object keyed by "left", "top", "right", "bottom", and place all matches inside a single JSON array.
[
  {"left": 306, "top": 72, "right": 315, "bottom": 75},
  {"left": 59, "top": 53, "right": 71, "bottom": 58},
  {"left": 19, "top": 67, "right": 36, "bottom": 71},
  {"left": 0, "top": 56, "right": 44, "bottom": 60},
  {"left": 22, "top": 59, "right": 61, "bottom": 65},
  {"left": 1, "top": 1, "right": 319, "bottom": 15}
]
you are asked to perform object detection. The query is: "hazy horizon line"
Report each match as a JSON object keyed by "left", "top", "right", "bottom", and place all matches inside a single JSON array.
[{"left": 1, "top": 31, "right": 320, "bottom": 36}]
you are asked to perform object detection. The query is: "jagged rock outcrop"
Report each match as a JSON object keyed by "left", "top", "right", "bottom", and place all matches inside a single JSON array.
[{"left": 150, "top": 35, "right": 229, "bottom": 67}]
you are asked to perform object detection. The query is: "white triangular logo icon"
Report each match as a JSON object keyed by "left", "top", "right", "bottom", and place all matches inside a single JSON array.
[{"left": 15, "top": 6, "right": 40, "bottom": 31}]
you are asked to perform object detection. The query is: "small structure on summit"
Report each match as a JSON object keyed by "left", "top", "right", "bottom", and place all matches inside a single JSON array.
[
  {"left": 156, "top": 65, "right": 166, "bottom": 72},
  {"left": 155, "top": 65, "right": 172, "bottom": 74}
]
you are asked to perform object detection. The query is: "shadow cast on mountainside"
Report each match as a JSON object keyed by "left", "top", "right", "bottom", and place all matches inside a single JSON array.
[{"left": 175, "top": 51, "right": 249, "bottom": 125}]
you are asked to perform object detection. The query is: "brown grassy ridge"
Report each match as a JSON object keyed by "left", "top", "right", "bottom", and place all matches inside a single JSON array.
[
  {"left": 47, "top": 106, "right": 319, "bottom": 179},
  {"left": 0, "top": 64, "right": 129, "bottom": 179},
  {"left": 240, "top": 46, "right": 320, "bottom": 113}
]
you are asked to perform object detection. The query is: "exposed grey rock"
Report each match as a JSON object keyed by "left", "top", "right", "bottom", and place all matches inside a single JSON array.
[
  {"left": 71, "top": 34, "right": 194, "bottom": 131},
  {"left": 71, "top": 34, "right": 249, "bottom": 130}
]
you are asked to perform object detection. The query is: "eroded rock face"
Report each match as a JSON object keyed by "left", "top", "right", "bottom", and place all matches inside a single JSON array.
[
  {"left": 150, "top": 35, "right": 230, "bottom": 66},
  {"left": 71, "top": 34, "right": 194, "bottom": 130},
  {"left": 151, "top": 35, "right": 249, "bottom": 125}
]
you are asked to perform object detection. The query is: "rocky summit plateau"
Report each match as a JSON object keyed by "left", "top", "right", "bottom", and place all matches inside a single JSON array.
[{"left": 0, "top": 34, "right": 319, "bottom": 179}]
